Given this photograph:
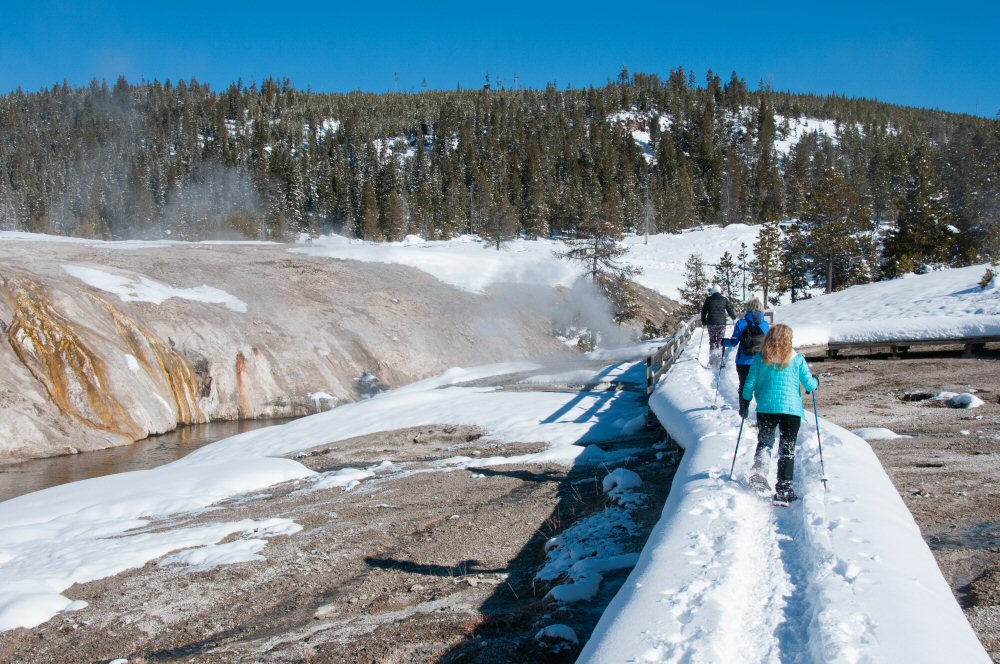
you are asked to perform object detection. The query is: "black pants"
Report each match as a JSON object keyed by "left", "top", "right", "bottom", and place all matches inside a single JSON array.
[
  {"left": 736, "top": 363, "right": 750, "bottom": 416},
  {"left": 755, "top": 413, "right": 801, "bottom": 492}
]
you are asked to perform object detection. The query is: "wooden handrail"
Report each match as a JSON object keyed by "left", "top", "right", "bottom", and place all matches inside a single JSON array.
[{"left": 646, "top": 315, "right": 699, "bottom": 397}]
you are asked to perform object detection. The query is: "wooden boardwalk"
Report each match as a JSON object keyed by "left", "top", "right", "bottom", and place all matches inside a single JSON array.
[{"left": 798, "top": 336, "right": 1000, "bottom": 359}]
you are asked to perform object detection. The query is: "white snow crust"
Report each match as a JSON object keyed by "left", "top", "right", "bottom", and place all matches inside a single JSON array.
[
  {"left": 62, "top": 264, "right": 248, "bottom": 312},
  {"left": 852, "top": 427, "right": 911, "bottom": 440}
]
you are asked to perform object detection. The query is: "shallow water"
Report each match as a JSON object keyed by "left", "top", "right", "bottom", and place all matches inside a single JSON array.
[{"left": 0, "top": 418, "right": 298, "bottom": 503}]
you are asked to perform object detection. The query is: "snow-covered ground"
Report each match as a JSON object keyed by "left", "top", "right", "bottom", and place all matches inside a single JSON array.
[
  {"left": 623, "top": 224, "right": 761, "bottom": 301},
  {"left": 291, "top": 233, "right": 583, "bottom": 294},
  {"left": 776, "top": 264, "right": 1000, "bottom": 346},
  {"left": 578, "top": 332, "right": 989, "bottom": 663},
  {"left": 292, "top": 224, "right": 761, "bottom": 302},
  {"left": 1, "top": 225, "right": 996, "bottom": 659}
]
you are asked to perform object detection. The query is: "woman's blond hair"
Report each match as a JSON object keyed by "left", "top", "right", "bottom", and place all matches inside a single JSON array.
[
  {"left": 745, "top": 297, "right": 763, "bottom": 312},
  {"left": 761, "top": 323, "right": 795, "bottom": 368}
]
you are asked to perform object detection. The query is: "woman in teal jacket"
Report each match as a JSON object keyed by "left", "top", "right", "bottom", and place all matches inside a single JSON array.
[{"left": 742, "top": 323, "right": 819, "bottom": 503}]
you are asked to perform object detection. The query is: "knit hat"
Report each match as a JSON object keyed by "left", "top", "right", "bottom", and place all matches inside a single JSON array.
[{"left": 710, "top": 285, "right": 721, "bottom": 294}]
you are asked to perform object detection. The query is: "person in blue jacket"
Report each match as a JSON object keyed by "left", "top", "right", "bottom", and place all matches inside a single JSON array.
[
  {"left": 742, "top": 323, "right": 819, "bottom": 503},
  {"left": 722, "top": 297, "right": 769, "bottom": 420}
]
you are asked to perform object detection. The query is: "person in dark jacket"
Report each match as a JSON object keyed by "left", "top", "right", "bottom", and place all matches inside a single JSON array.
[
  {"left": 701, "top": 286, "right": 736, "bottom": 358},
  {"left": 722, "top": 297, "right": 769, "bottom": 419}
]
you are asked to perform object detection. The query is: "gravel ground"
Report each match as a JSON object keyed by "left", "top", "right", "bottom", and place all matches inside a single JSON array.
[{"left": 804, "top": 347, "right": 1000, "bottom": 661}]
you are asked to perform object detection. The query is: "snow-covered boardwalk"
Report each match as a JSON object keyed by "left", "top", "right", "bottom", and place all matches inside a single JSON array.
[{"left": 579, "top": 334, "right": 990, "bottom": 663}]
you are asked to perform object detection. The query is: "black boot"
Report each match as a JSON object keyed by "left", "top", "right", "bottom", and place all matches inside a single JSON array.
[{"left": 774, "top": 481, "right": 797, "bottom": 503}]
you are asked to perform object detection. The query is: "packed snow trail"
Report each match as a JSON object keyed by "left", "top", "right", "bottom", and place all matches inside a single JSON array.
[{"left": 579, "top": 332, "right": 989, "bottom": 663}]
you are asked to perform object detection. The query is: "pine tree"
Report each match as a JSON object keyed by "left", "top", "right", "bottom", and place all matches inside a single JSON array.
[
  {"left": 750, "top": 220, "right": 784, "bottom": 305},
  {"left": 712, "top": 250, "right": 740, "bottom": 303},
  {"left": 482, "top": 199, "right": 519, "bottom": 250},
  {"left": 737, "top": 242, "right": 750, "bottom": 301},
  {"left": 381, "top": 189, "right": 408, "bottom": 241},
  {"left": 678, "top": 253, "right": 709, "bottom": 314},
  {"left": 751, "top": 97, "right": 784, "bottom": 221},
  {"left": 799, "top": 171, "right": 871, "bottom": 292},
  {"left": 882, "top": 149, "right": 957, "bottom": 275},
  {"left": 358, "top": 180, "right": 380, "bottom": 240},
  {"left": 781, "top": 224, "right": 811, "bottom": 302},
  {"left": 555, "top": 213, "right": 642, "bottom": 341}
]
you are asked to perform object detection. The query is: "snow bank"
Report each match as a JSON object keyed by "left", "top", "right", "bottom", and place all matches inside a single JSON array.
[
  {"left": 777, "top": 264, "right": 1000, "bottom": 346},
  {"left": 852, "top": 427, "right": 911, "bottom": 440},
  {"left": 580, "top": 333, "right": 989, "bottom": 663},
  {"left": 935, "top": 392, "right": 985, "bottom": 409}
]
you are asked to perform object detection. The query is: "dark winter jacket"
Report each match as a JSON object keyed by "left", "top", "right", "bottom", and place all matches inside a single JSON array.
[
  {"left": 723, "top": 310, "right": 770, "bottom": 365},
  {"left": 701, "top": 293, "right": 736, "bottom": 326}
]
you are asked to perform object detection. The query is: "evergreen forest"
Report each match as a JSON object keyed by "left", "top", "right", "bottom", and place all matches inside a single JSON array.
[{"left": 1, "top": 68, "right": 997, "bottom": 291}]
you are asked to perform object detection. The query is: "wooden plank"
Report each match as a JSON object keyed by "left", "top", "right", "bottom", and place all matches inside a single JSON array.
[
  {"left": 799, "top": 336, "right": 1000, "bottom": 358},
  {"left": 828, "top": 336, "right": 1000, "bottom": 349}
]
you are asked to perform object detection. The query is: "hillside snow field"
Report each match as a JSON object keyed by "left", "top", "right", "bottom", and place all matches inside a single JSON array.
[
  {"left": 293, "top": 224, "right": 762, "bottom": 303},
  {"left": 776, "top": 263, "right": 1000, "bottom": 346}
]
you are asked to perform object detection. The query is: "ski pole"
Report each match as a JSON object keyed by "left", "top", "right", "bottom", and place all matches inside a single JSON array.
[
  {"left": 812, "top": 391, "right": 828, "bottom": 490},
  {"left": 712, "top": 347, "right": 726, "bottom": 408},
  {"left": 729, "top": 415, "right": 746, "bottom": 480}
]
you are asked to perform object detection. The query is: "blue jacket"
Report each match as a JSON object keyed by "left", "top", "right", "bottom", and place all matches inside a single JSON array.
[
  {"left": 742, "top": 353, "right": 819, "bottom": 417},
  {"left": 723, "top": 311, "right": 769, "bottom": 365}
]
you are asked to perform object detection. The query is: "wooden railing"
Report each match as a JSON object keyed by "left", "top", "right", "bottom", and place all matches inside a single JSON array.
[{"left": 646, "top": 315, "right": 700, "bottom": 397}]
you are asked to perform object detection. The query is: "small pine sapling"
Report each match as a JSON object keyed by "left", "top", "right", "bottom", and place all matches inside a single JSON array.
[{"left": 980, "top": 266, "right": 997, "bottom": 289}]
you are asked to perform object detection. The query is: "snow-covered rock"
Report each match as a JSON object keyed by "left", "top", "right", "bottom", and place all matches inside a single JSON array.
[
  {"left": 535, "top": 623, "right": 579, "bottom": 652},
  {"left": 852, "top": 427, "right": 912, "bottom": 440},
  {"left": 942, "top": 392, "right": 985, "bottom": 409}
]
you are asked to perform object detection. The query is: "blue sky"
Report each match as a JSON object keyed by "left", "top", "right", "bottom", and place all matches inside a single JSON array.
[{"left": 1, "top": 1, "right": 997, "bottom": 117}]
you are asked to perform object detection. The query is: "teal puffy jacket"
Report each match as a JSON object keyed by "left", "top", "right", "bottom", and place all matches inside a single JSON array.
[{"left": 741, "top": 353, "right": 819, "bottom": 417}]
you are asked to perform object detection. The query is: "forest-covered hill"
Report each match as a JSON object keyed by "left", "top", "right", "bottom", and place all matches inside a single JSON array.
[{"left": 1, "top": 69, "right": 997, "bottom": 276}]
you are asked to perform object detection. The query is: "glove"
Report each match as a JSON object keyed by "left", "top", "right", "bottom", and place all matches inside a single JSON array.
[
  {"left": 806, "top": 374, "right": 819, "bottom": 394},
  {"left": 738, "top": 404, "right": 749, "bottom": 419}
]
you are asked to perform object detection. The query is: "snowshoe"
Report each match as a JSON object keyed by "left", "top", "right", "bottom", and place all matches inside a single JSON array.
[
  {"left": 748, "top": 473, "right": 771, "bottom": 495},
  {"left": 772, "top": 489, "right": 798, "bottom": 506}
]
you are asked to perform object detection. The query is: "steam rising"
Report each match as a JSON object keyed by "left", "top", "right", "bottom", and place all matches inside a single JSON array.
[{"left": 468, "top": 277, "right": 634, "bottom": 361}]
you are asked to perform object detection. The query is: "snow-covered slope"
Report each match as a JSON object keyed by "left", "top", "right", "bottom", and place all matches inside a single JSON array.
[
  {"left": 776, "top": 264, "right": 1000, "bottom": 347},
  {"left": 579, "top": 333, "right": 990, "bottom": 663},
  {"left": 623, "top": 224, "right": 760, "bottom": 301},
  {"left": 294, "top": 225, "right": 761, "bottom": 303},
  {"left": 291, "top": 233, "right": 583, "bottom": 293}
]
